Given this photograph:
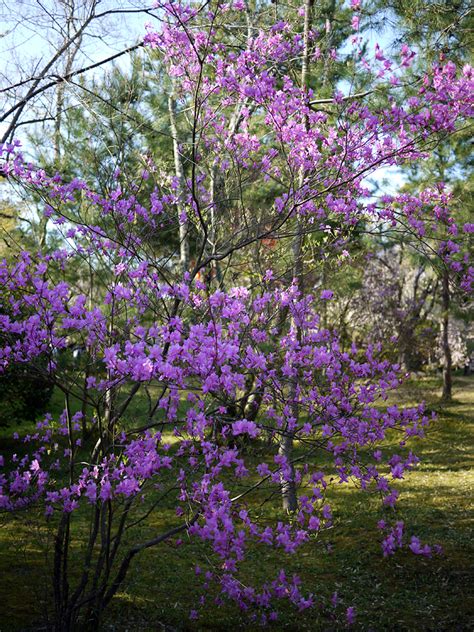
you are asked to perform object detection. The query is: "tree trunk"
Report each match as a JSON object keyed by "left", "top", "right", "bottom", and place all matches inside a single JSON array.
[
  {"left": 168, "top": 93, "right": 189, "bottom": 274},
  {"left": 209, "top": 165, "right": 223, "bottom": 286},
  {"left": 441, "top": 269, "right": 452, "bottom": 401},
  {"left": 278, "top": 0, "right": 314, "bottom": 513},
  {"left": 278, "top": 433, "right": 298, "bottom": 512}
]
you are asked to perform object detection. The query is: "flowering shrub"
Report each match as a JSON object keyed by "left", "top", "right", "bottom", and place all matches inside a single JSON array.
[
  {"left": 0, "top": 0, "right": 472, "bottom": 628},
  {"left": 0, "top": 261, "right": 436, "bottom": 624}
]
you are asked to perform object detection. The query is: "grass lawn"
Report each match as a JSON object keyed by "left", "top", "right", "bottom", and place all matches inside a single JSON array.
[{"left": 0, "top": 374, "right": 472, "bottom": 630}]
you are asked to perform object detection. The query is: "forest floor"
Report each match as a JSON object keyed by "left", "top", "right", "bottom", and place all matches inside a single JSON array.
[{"left": 0, "top": 374, "right": 473, "bottom": 631}]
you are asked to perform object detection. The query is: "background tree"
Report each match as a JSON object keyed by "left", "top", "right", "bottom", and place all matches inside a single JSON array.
[{"left": 372, "top": 0, "right": 473, "bottom": 398}]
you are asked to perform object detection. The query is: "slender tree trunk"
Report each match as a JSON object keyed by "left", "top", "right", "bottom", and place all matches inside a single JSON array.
[
  {"left": 168, "top": 93, "right": 190, "bottom": 274},
  {"left": 441, "top": 269, "right": 452, "bottom": 401},
  {"left": 209, "top": 165, "right": 223, "bottom": 286},
  {"left": 322, "top": 4, "right": 335, "bottom": 88},
  {"left": 279, "top": 0, "right": 314, "bottom": 513},
  {"left": 39, "top": 9, "right": 84, "bottom": 253}
]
